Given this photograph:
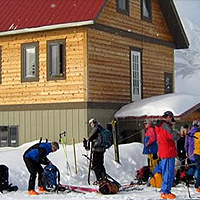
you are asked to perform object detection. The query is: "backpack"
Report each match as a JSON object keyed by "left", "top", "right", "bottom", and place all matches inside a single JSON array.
[
  {"left": 99, "top": 179, "right": 119, "bottom": 195},
  {"left": 100, "top": 128, "right": 113, "bottom": 149},
  {"left": 0, "top": 165, "right": 18, "bottom": 193},
  {"left": 43, "top": 164, "right": 60, "bottom": 192},
  {"left": 135, "top": 166, "right": 150, "bottom": 184}
]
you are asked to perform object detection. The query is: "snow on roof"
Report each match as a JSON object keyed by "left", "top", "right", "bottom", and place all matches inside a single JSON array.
[{"left": 114, "top": 93, "right": 200, "bottom": 119}]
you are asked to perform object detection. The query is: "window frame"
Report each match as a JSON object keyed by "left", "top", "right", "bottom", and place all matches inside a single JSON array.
[
  {"left": 0, "top": 126, "right": 19, "bottom": 147},
  {"left": 21, "top": 42, "right": 39, "bottom": 82},
  {"left": 130, "top": 48, "right": 143, "bottom": 102},
  {"left": 47, "top": 39, "right": 66, "bottom": 81},
  {"left": 116, "top": 0, "right": 129, "bottom": 15},
  {"left": 164, "top": 72, "right": 173, "bottom": 94},
  {"left": 141, "top": 0, "right": 152, "bottom": 22}
]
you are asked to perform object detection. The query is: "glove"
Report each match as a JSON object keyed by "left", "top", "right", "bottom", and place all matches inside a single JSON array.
[{"left": 83, "top": 138, "right": 90, "bottom": 151}]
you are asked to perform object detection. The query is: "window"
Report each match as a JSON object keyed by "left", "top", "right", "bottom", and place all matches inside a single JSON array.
[
  {"left": 131, "top": 50, "right": 142, "bottom": 101},
  {"left": 141, "top": 0, "right": 152, "bottom": 21},
  {"left": 0, "top": 126, "right": 18, "bottom": 147},
  {"left": 117, "top": 0, "right": 129, "bottom": 15},
  {"left": 164, "top": 72, "right": 173, "bottom": 94},
  {"left": 21, "top": 42, "right": 39, "bottom": 82},
  {"left": 47, "top": 40, "right": 66, "bottom": 80}
]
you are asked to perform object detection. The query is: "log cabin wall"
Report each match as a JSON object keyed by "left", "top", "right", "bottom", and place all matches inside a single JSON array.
[
  {"left": 96, "top": 0, "right": 174, "bottom": 43},
  {"left": 87, "top": 29, "right": 174, "bottom": 102},
  {"left": 87, "top": 0, "right": 175, "bottom": 103},
  {"left": 0, "top": 27, "right": 87, "bottom": 105}
]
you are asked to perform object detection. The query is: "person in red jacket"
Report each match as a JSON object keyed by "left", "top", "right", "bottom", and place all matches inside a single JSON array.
[
  {"left": 155, "top": 111, "right": 180, "bottom": 199},
  {"left": 142, "top": 120, "right": 158, "bottom": 173}
]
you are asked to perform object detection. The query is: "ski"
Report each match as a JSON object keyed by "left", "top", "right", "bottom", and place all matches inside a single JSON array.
[
  {"left": 59, "top": 184, "right": 98, "bottom": 193},
  {"left": 86, "top": 148, "right": 93, "bottom": 185},
  {"left": 119, "top": 182, "right": 144, "bottom": 192},
  {"left": 59, "top": 182, "right": 143, "bottom": 194}
]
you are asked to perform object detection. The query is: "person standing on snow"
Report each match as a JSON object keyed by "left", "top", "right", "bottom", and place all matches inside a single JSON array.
[
  {"left": 23, "top": 141, "right": 59, "bottom": 195},
  {"left": 84, "top": 118, "right": 106, "bottom": 185},
  {"left": 142, "top": 119, "right": 158, "bottom": 173},
  {"left": 185, "top": 120, "right": 199, "bottom": 164},
  {"left": 193, "top": 129, "right": 200, "bottom": 192},
  {"left": 155, "top": 111, "right": 180, "bottom": 199}
]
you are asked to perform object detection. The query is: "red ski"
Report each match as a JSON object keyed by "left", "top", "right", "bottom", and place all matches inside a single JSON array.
[{"left": 59, "top": 184, "right": 99, "bottom": 193}]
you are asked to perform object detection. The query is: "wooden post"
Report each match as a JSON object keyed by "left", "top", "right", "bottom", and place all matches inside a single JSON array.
[
  {"left": 72, "top": 138, "right": 78, "bottom": 174},
  {"left": 111, "top": 119, "right": 120, "bottom": 163}
]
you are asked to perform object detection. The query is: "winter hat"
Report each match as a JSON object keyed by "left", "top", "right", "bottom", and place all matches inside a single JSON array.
[
  {"left": 183, "top": 124, "right": 189, "bottom": 129},
  {"left": 192, "top": 120, "right": 199, "bottom": 127},
  {"left": 51, "top": 141, "right": 59, "bottom": 150},
  {"left": 144, "top": 119, "right": 153, "bottom": 126},
  {"left": 162, "top": 111, "right": 175, "bottom": 122},
  {"left": 88, "top": 118, "right": 97, "bottom": 126}
]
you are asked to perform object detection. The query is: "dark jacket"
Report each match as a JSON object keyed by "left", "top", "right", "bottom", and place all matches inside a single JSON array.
[
  {"left": 88, "top": 123, "right": 105, "bottom": 153},
  {"left": 24, "top": 142, "right": 52, "bottom": 165},
  {"left": 177, "top": 136, "right": 186, "bottom": 160}
]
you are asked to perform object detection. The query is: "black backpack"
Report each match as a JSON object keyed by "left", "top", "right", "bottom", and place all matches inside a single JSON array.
[{"left": 0, "top": 165, "right": 18, "bottom": 193}]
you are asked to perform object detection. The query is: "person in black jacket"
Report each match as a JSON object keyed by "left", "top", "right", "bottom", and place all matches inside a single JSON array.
[
  {"left": 175, "top": 124, "right": 189, "bottom": 185},
  {"left": 23, "top": 141, "right": 59, "bottom": 195},
  {"left": 84, "top": 118, "right": 106, "bottom": 185}
]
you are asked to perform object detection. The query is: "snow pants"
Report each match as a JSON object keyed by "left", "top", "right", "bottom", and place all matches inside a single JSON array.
[
  {"left": 92, "top": 151, "right": 106, "bottom": 181},
  {"left": 23, "top": 157, "right": 44, "bottom": 191},
  {"left": 160, "top": 158, "right": 175, "bottom": 194}
]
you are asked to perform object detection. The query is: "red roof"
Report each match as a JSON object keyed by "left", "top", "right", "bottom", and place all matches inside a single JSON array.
[{"left": 0, "top": 0, "right": 106, "bottom": 33}]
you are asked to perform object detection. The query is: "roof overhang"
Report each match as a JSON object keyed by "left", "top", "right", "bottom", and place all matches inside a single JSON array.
[
  {"left": 158, "top": 0, "right": 189, "bottom": 49},
  {"left": 0, "top": 20, "right": 94, "bottom": 37},
  {"left": 114, "top": 93, "right": 200, "bottom": 120}
]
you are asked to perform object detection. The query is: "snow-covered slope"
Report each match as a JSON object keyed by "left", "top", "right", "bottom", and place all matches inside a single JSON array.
[
  {"left": 174, "top": 1, "right": 200, "bottom": 93},
  {"left": 0, "top": 141, "right": 200, "bottom": 200}
]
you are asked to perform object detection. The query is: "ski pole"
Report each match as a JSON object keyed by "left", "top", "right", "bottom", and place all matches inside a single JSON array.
[{"left": 59, "top": 131, "right": 71, "bottom": 175}]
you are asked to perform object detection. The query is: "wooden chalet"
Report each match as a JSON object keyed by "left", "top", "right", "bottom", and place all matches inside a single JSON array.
[{"left": 0, "top": 0, "right": 189, "bottom": 146}]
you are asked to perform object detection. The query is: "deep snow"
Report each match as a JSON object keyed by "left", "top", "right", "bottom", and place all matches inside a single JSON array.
[{"left": 0, "top": 141, "right": 200, "bottom": 200}]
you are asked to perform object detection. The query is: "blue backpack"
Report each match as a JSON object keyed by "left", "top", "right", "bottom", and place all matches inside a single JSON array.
[
  {"left": 100, "top": 128, "right": 113, "bottom": 149},
  {"left": 43, "top": 164, "right": 60, "bottom": 192}
]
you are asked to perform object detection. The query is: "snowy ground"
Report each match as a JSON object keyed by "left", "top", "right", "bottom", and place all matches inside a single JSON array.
[{"left": 0, "top": 141, "right": 199, "bottom": 199}]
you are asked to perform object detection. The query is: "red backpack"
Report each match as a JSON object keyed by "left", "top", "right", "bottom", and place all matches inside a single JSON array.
[{"left": 135, "top": 166, "right": 150, "bottom": 184}]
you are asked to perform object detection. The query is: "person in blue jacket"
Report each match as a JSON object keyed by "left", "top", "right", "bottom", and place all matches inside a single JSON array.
[{"left": 23, "top": 141, "right": 59, "bottom": 195}]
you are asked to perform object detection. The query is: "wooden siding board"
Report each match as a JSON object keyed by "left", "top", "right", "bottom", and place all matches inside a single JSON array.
[
  {"left": 0, "top": 28, "right": 87, "bottom": 105},
  {"left": 96, "top": 0, "right": 174, "bottom": 43},
  {"left": 88, "top": 27, "right": 174, "bottom": 102}
]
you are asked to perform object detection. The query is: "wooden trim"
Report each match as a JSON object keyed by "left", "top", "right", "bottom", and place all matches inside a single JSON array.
[
  {"left": 47, "top": 39, "right": 66, "bottom": 81},
  {"left": 0, "top": 102, "right": 125, "bottom": 111},
  {"left": 92, "top": 23, "right": 175, "bottom": 48},
  {"left": 21, "top": 42, "right": 39, "bottom": 82},
  {"left": 83, "top": 29, "right": 89, "bottom": 101},
  {"left": 157, "top": 0, "right": 189, "bottom": 49},
  {"left": 94, "top": 0, "right": 110, "bottom": 21},
  {"left": 116, "top": 0, "right": 129, "bottom": 16},
  {"left": 0, "top": 46, "right": 1, "bottom": 84}
]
